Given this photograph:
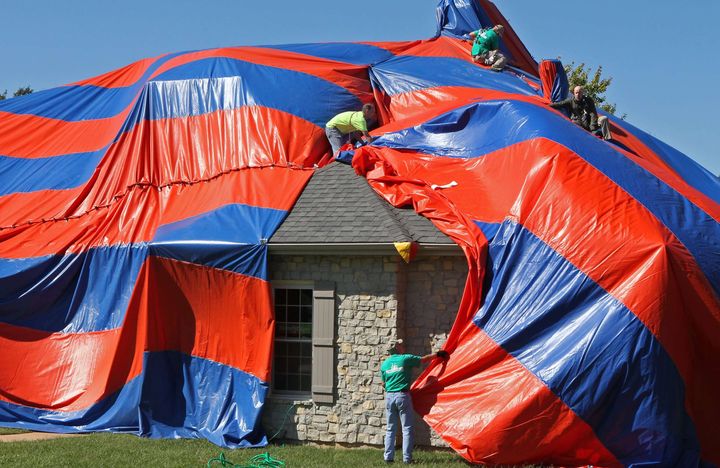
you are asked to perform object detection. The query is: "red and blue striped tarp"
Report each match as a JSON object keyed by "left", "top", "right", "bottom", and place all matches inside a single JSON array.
[{"left": 1, "top": 0, "right": 718, "bottom": 465}]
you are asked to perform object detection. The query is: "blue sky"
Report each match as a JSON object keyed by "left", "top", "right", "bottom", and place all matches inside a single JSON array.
[{"left": 2, "top": 0, "right": 717, "bottom": 174}]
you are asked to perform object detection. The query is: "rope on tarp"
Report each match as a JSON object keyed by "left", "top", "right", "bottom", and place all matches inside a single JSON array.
[{"left": 207, "top": 451, "right": 285, "bottom": 468}]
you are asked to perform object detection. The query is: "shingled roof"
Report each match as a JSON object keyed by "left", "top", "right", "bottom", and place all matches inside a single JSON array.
[{"left": 269, "top": 162, "right": 457, "bottom": 250}]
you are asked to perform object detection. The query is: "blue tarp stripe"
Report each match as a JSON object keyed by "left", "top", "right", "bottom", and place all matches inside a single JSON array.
[
  {"left": 0, "top": 51, "right": 364, "bottom": 126},
  {"left": 474, "top": 220, "right": 501, "bottom": 242},
  {"left": 0, "top": 352, "right": 268, "bottom": 449},
  {"left": 150, "top": 203, "right": 288, "bottom": 278},
  {"left": 477, "top": 220, "right": 700, "bottom": 465},
  {"left": 377, "top": 100, "right": 720, "bottom": 295},
  {"left": 435, "top": 1, "right": 523, "bottom": 65},
  {"left": 550, "top": 60, "right": 569, "bottom": 103},
  {"left": 0, "top": 245, "right": 148, "bottom": 333},
  {"left": 0, "top": 86, "right": 136, "bottom": 121},
  {"left": 258, "top": 42, "right": 395, "bottom": 66},
  {"left": 436, "top": 0, "right": 494, "bottom": 38},
  {"left": 151, "top": 203, "right": 287, "bottom": 247},
  {"left": 0, "top": 366, "right": 144, "bottom": 433},
  {"left": 1, "top": 76, "right": 346, "bottom": 193},
  {"left": 2, "top": 68, "right": 358, "bottom": 192},
  {"left": 369, "top": 55, "right": 539, "bottom": 97},
  {"left": 607, "top": 115, "right": 720, "bottom": 205},
  {"left": 0, "top": 147, "right": 108, "bottom": 195},
  {"left": 147, "top": 57, "right": 363, "bottom": 127},
  {"left": 0, "top": 204, "right": 285, "bottom": 333},
  {"left": 0, "top": 52, "right": 185, "bottom": 121}
]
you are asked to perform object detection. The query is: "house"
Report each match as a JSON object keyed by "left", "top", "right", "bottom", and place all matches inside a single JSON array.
[{"left": 261, "top": 161, "right": 467, "bottom": 446}]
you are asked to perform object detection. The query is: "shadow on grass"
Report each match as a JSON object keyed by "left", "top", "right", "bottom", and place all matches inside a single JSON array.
[{"left": 0, "top": 427, "right": 30, "bottom": 436}]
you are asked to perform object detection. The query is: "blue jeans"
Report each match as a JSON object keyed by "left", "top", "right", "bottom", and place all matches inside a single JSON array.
[
  {"left": 384, "top": 391, "right": 414, "bottom": 463},
  {"left": 325, "top": 126, "right": 349, "bottom": 155}
]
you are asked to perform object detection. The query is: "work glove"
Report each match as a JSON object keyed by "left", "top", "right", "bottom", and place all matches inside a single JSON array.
[{"left": 436, "top": 350, "right": 450, "bottom": 360}]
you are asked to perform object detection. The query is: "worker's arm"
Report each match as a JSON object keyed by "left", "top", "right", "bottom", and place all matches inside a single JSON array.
[
  {"left": 549, "top": 97, "right": 572, "bottom": 109},
  {"left": 353, "top": 112, "right": 373, "bottom": 143},
  {"left": 420, "top": 350, "right": 450, "bottom": 363},
  {"left": 467, "top": 30, "right": 478, "bottom": 42}
]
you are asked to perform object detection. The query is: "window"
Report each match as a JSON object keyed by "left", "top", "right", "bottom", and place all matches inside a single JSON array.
[
  {"left": 271, "top": 281, "right": 335, "bottom": 403},
  {"left": 273, "top": 287, "right": 313, "bottom": 394}
]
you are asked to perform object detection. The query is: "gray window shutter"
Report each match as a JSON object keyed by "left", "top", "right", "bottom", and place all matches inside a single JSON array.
[{"left": 312, "top": 281, "right": 335, "bottom": 403}]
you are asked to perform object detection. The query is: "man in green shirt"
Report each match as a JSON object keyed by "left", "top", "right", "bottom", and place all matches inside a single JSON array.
[
  {"left": 325, "top": 103, "right": 377, "bottom": 155},
  {"left": 380, "top": 339, "right": 448, "bottom": 464},
  {"left": 466, "top": 24, "right": 507, "bottom": 71}
]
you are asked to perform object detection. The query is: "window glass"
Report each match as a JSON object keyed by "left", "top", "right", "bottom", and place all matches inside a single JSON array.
[
  {"left": 287, "top": 289, "right": 300, "bottom": 305},
  {"left": 287, "top": 305, "right": 300, "bottom": 323},
  {"left": 301, "top": 305, "right": 312, "bottom": 323},
  {"left": 285, "top": 323, "right": 299, "bottom": 338},
  {"left": 274, "top": 289, "right": 286, "bottom": 306},
  {"left": 300, "top": 289, "right": 312, "bottom": 306},
  {"left": 272, "top": 287, "right": 313, "bottom": 394}
]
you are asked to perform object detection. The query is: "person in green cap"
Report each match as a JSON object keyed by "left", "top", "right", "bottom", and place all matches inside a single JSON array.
[
  {"left": 380, "top": 339, "right": 449, "bottom": 464},
  {"left": 466, "top": 24, "right": 507, "bottom": 71},
  {"left": 325, "top": 103, "right": 377, "bottom": 155}
]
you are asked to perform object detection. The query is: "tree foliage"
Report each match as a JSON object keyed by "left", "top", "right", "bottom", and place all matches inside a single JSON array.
[
  {"left": 0, "top": 86, "right": 34, "bottom": 101},
  {"left": 564, "top": 62, "right": 624, "bottom": 118},
  {"left": 14, "top": 86, "right": 33, "bottom": 97}
]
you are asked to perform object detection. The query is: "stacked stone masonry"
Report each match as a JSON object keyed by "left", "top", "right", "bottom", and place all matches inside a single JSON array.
[{"left": 264, "top": 253, "right": 467, "bottom": 447}]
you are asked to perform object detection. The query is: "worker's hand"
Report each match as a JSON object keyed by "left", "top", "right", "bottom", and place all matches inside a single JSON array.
[{"left": 436, "top": 350, "right": 450, "bottom": 360}]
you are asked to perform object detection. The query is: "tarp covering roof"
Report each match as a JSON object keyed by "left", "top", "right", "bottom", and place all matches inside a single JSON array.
[{"left": 1, "top": 0, "right": 718, "bottom": 465}]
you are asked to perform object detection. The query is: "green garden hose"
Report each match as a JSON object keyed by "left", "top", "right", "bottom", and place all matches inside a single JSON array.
[
  {"left": 207, "top": 451, "right": 285, "bottom": 468},
  {"left": 207, "top": 402, "right": 302, "bottom": 466}
]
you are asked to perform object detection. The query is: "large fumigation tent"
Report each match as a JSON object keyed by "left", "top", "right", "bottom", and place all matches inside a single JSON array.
[{"left": 1, "top": 1, "right": 718, "bottom": 466}]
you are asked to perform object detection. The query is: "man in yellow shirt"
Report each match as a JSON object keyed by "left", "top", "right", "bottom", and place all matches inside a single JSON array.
[{"left": 325, "top": 103, "right": 377, "bottom": 155}]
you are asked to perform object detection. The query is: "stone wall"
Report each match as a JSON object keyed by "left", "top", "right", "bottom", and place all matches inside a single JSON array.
[
  {"left": 263, "top": 252, "right": 467, "bottom": 447},
  {"left": 401, "top": 254, "right": 468, "bottom": 447}
]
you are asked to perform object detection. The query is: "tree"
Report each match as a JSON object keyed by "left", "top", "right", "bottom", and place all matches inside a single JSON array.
[
  {"left": 563, "top": 62, "right": 625, "bottom": 118},
  {"left": 0, "top": 86, "right": 34, "bottom": 101},
  {"left": 13, "top": 86, "right": 33, "bottom": 97}
]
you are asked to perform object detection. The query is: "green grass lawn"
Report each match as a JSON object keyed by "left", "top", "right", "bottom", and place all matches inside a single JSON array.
[{"left": 0, "top": 433, "right": 474, "bottom": 467}]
